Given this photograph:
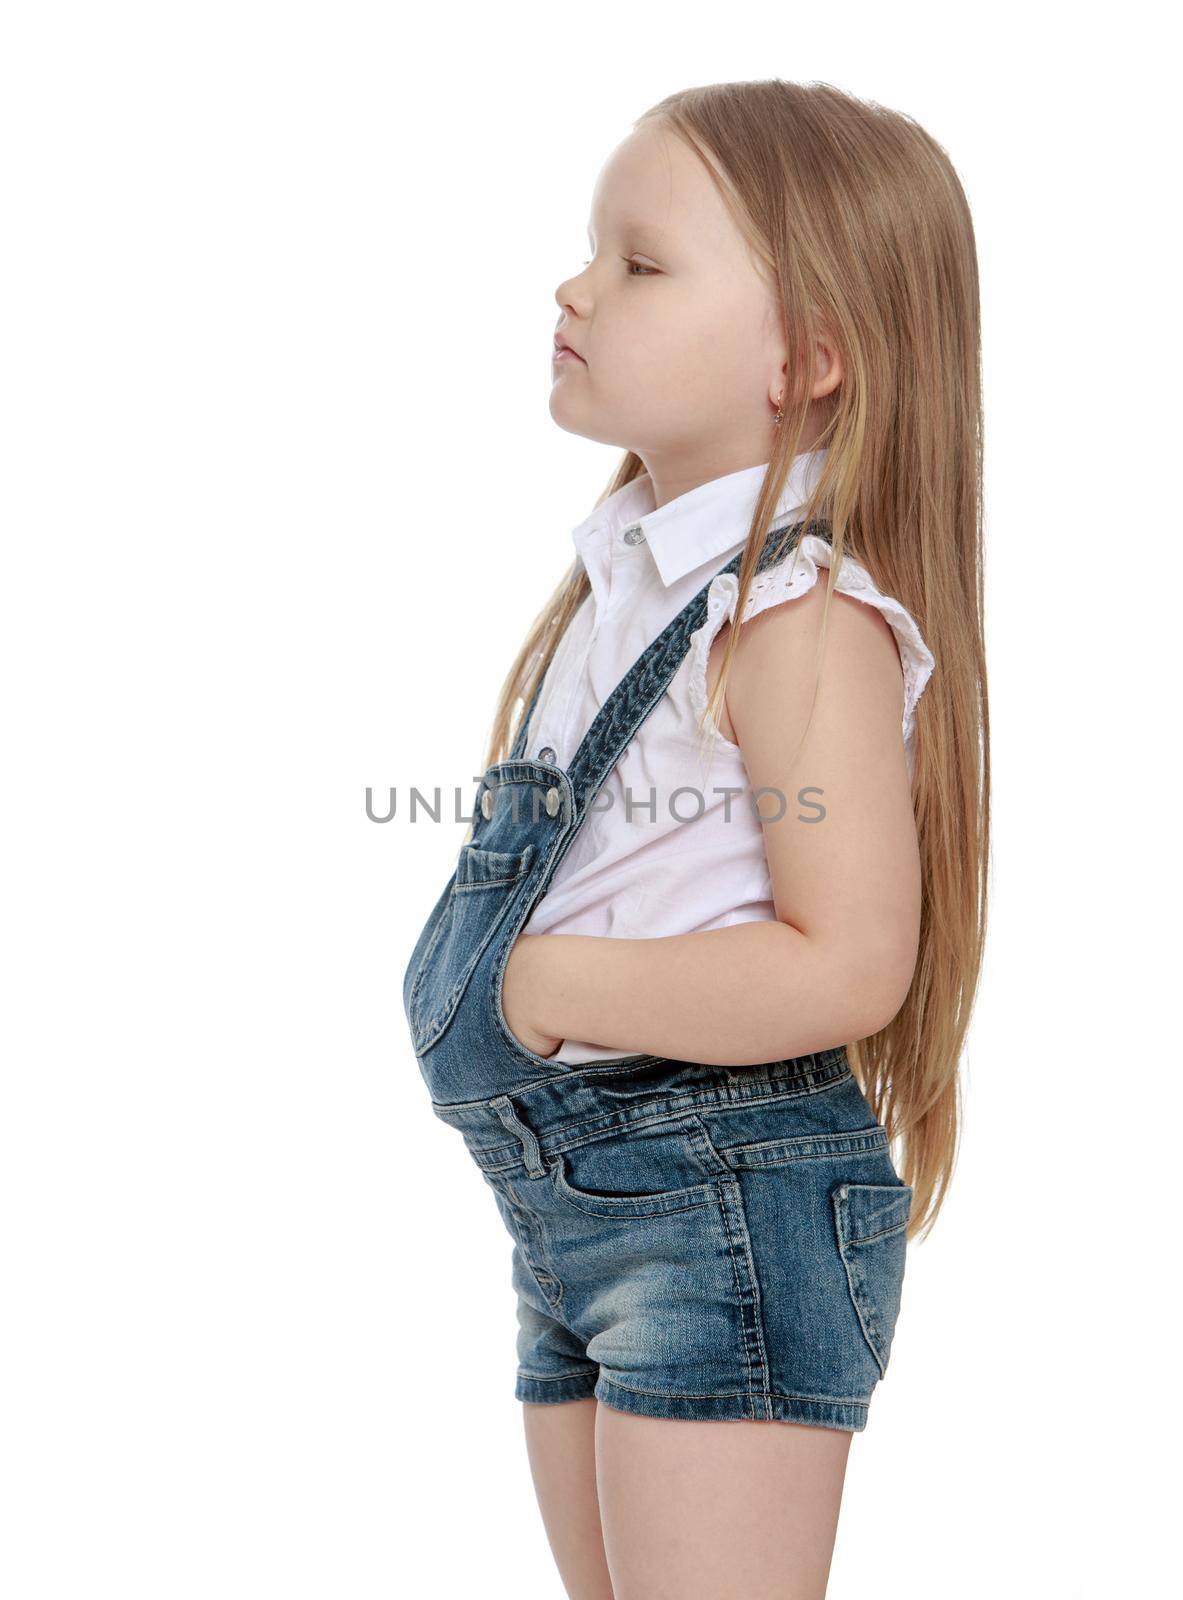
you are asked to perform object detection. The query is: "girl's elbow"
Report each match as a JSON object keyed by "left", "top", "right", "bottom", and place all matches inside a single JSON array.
[{"left": 846, "top": 929, "right": 920, "bottom": 1037}]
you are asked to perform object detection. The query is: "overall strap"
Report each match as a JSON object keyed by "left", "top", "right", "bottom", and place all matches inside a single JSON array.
[{"left": 509, "top": 515, "right": 832, "bottom": 797}]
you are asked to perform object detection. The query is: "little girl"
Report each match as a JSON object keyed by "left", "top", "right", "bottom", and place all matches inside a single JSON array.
[{"left": 403, "top": 78, "right": 986, "bottom": 1599}]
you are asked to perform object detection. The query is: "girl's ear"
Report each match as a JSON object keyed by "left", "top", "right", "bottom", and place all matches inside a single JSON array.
[
  {"left": 811, "top": 328, "right": 844, "bottom": 400},
  {"left": 773, "top": 324, "right": 844, "bottom": 412}
]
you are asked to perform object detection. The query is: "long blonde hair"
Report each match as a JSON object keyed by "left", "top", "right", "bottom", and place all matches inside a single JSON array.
[{"left": 480, "top": 80, "right": 988, "bottom": 1241}]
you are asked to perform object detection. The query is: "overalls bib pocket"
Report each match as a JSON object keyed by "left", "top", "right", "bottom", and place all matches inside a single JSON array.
[{"left": 405, "top": 839, "right": 536, "bottom": 1056}]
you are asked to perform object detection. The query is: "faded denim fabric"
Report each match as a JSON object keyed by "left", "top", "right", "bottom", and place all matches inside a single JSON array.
[{"left": 401, "top": 517, "right": 913, "bottom": 1430}]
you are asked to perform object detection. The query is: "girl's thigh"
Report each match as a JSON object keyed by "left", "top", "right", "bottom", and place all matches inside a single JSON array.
[
  {"left": 521, "top": 1397, "right": 615, "bottom": 1600},
  {"left": 594, "top": 1404, "right": 853, "bottom": 1600}
]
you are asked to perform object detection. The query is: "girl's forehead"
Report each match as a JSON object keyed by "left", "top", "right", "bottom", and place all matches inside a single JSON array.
[{"left": 588, "top": 127, "right": 733, "bottom": 244}]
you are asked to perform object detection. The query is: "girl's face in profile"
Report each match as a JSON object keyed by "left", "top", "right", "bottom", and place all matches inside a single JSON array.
[{"left": 551, "top": 120, "right": 789, "bottom": 496}]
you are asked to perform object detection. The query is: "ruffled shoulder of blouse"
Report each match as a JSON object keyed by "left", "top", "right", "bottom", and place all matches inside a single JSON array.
[{"left": 686, "top": 534, "right": 936, "bottom": 767}]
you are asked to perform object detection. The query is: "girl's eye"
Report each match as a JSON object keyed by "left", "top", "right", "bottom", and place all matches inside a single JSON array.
[{"left": 579, "top": 259, "right": 656, "bottom": 277}]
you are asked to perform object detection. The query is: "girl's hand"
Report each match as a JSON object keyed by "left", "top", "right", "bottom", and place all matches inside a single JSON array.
[{"left": 502, "top": 934, "right": 563, "bottom": 1059}]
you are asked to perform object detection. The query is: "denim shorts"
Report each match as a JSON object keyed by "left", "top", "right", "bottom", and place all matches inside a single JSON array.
[{"left": 431, "top": 1047, "right": 912, "bottom": 1431}]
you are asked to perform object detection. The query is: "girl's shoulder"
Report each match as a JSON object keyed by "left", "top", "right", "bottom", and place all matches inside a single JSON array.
[{"left": 692, "top": 533, "right": 935, "bottom": 752}]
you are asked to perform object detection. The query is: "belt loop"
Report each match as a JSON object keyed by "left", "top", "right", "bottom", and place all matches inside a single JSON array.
[{"left": 490, "top": 1095, "right": 547, "bottom": 1178}]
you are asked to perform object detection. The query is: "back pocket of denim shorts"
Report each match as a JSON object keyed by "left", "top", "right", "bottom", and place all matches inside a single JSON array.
[{"left": 831, "top": 1181, "right": 913, "bottom": 1377}]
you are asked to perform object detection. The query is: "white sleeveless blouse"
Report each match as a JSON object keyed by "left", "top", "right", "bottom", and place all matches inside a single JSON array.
[{"left": 519, "top": 449, "right": 935, "bottom": 1064}]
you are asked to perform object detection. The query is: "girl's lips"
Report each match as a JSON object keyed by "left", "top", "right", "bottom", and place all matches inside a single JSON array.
[{"left": 552, "top": 345, "right": 586, "bottom": 363}]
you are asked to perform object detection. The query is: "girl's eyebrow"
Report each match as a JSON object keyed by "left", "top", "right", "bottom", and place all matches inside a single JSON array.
[{"left": 586, "top": 218, "right": 669, "bottom": 246}]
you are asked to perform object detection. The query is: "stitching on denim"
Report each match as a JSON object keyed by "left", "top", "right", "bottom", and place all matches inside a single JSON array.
[
  {"left": 595, "top": 1375, "right": 869, "bottom": 1408},
  {"left": 832, "top": 1190, "right": 891, "bottom": 1377},
  {"left": 843, "top": 1216, "right": 910, "bottom": 1246},
  {"left": 484, "top": 1123, "right": 882, "bottom": 1177},
  {"left": 727, "top": 1128, "right": 890, "bottom": 1168},
  {"left": 429, "top": 1053, "right": 850, "bottom": 1122},
  {"left": 498, "top": 1185, "right": 566, "bottom": 1311},
  {"left": 718, "top": 1185, "right": 755, "bottom": 1415},
  {"left": 439, "top": 1076, "right": 866, "bottom": 1175},
  {"left": 506, "top": 1083, "right": 858, "bottom": 1163},
  {"left": 561, "top": 1053, "right": 850, "bottom": 1099},
  {"left": 562, "top": 1044, "right": 849, "bottom": 1086},
  {"left": 530, "top": 1238, "right": 566, "bottom": 1310},
  {"left": 721, "top": 1175, "right": 772, "bottom": 1418},
  {"left": 406, "top": 880, "right": 457, "bottom": 1025},
  {"left": 453, "top": 839, "right": 534, "bottom": 891},
  {"left": 517, "top": 1367, "right": 600, "bottom": 1382},
  {"left": 412, "top": 871, "right": 536, "bottom": 1053},
  {"left": 837, "top": 1183, "right": 913, "bottom": 1242},
  {"left": 549, "top": 1153, "right": 715, "bottom": 1217},
  {"left": 685, "top": 1112, "right": 774, "bottom": 1418},
  {"left": 682, "top": 1115, "right": 735, "bottom": 1180},
  {"left": 453, "top": 866, "right": 531, "bottom": 894},
  {"left": 520, "top": 1216, "right": 565, "bottom": 1311}
]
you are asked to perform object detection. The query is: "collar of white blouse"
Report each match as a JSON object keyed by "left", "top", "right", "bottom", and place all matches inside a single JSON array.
[{"left": 569, "top": 448, "right": 829, "bottom": 608}]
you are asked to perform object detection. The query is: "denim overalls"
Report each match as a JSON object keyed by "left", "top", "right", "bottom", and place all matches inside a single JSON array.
[{"left": 400, "top": 514, "right": 914, "bottom": 1429}]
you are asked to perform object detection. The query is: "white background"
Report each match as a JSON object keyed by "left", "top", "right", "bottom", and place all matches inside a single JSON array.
[{"left": 2, "top": 3, "right": 1179, "bottom": 1595}]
